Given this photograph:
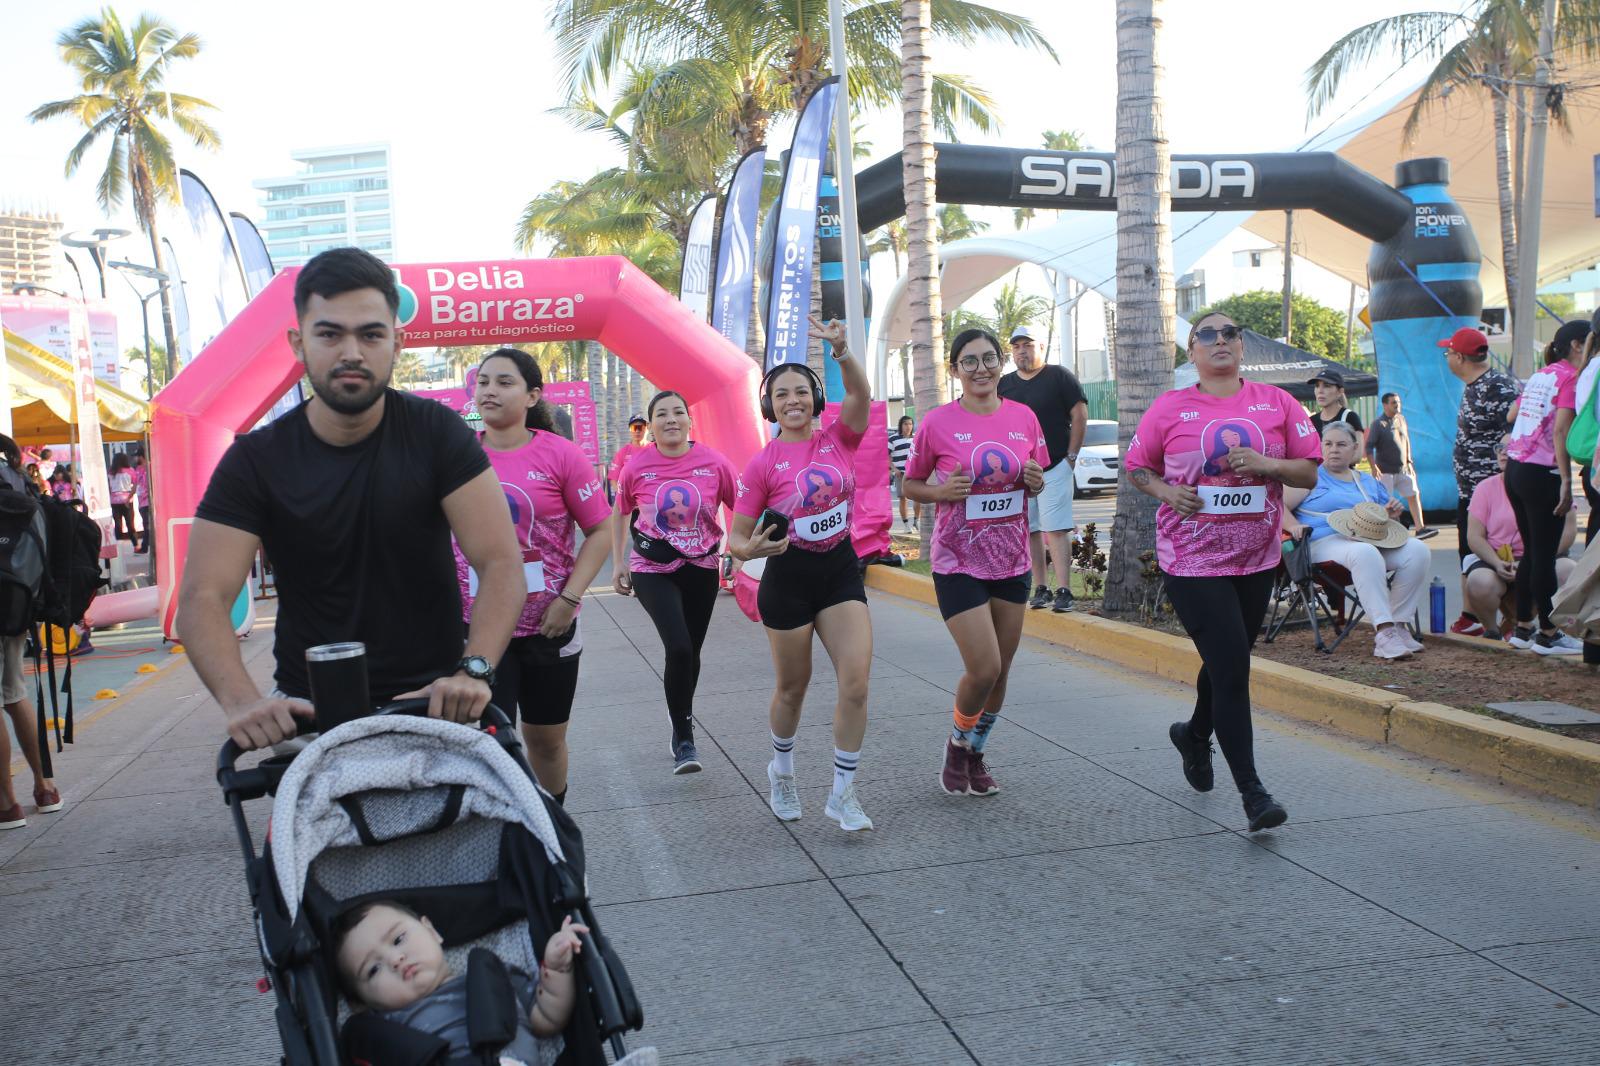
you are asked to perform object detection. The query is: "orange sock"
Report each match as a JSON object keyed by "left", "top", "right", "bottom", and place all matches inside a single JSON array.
[{"left": 953, "top": 706, "right": 982, "bottom": 732}]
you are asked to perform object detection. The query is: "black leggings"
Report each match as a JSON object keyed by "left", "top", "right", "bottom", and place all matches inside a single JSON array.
[
  {"left": 631, "top": 565, "right": 720, "bottom": 732},
  {"left": 1162, "top": 568, "right": 1277, "bottom": 793},
  {"left": 1583, "top": 465, "right": 1598, "bottom": 547},
  {"left": 111, "top": 502, "right": 135, "bottom": 540},
  {"left": 1504, "top": 459, "right": 1565, "bottom": 630}
]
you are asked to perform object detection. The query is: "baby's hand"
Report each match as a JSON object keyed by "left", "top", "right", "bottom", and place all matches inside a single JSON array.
[{"left": 543, "top": 916, "right": 588, "bottom": 973}]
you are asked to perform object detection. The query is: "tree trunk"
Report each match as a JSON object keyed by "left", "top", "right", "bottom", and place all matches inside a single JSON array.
[
  {"left": 1513, "top": 0, "right": 1558, "bottom": 381},
  {"left": 1491, "top": 62, "right": 1518, "bottom": 329},
  {"left": 1104, "top": 0, "right": 1173, "bottom": 618},
  {"left": 605, "top": 350, "right": 623, "bottom": 456},
  {"left": 586, "top": 342, "right": 607, "bottom": 460},
  {"left": 145, "top": 217, "right": 181, "bottom": 370},
  {"left": 902, "top": 0, "right": 945, "bottom": 559}
]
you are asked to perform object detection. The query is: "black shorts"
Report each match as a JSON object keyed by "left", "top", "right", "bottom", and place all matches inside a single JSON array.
[
  {"left": 932, "top": 571, "right": 1030, "bottom": 621},
  {"left": 758, "top": 541, "right": 866, "bottom": 631},
  {"left": 491, "top": 627, "right": 580, "bottom": 727}
]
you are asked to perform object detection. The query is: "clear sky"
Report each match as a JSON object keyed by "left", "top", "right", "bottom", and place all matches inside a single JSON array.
[{"left": 0, "top": 0, "right": 1463, "bottom": 348}]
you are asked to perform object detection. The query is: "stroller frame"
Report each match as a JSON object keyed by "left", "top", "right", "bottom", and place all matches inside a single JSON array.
[{"left": 217, "top": 700, "right": 643, "bottom": 1065}]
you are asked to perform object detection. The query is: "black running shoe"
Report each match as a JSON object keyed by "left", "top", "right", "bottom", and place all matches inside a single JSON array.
[
  {"left": 1168, "top": 721, "right": 1214, "bottom": 792},
  {"left": 671, "top": 736, "right": 703, "bottom": 775},
  {"left": 1051, "top": 587, "right": 1075, "bottom": 613},
  {"left": 1242, "top": 788, "right": 1288, "bottom": 832},
  {"left": 1028, "top": 584, "right": 1050, "bottom": 610}
]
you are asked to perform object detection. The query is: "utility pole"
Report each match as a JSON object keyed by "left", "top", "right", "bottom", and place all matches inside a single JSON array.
[
  {"left": 1280, "top": 209, "right": 1294, "bottom": 342},
  {"left": 1513, "top": 0, "right": 1559, "bottom": 379}
]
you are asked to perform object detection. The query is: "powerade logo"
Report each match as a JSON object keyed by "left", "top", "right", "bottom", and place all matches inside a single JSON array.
[{"left": 1415, "top": 205, "right": 1466, "bottom": 238}]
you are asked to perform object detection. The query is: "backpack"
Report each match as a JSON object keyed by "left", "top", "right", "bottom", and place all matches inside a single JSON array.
[
  {"left": 0, "top": 488, "right": 48, "bottom": 635},
  {"left": 1567, "top": 359, "right": 1600, "bottom": 467},
  {"left": 34, "top": 493, "right": 107, "bottom": 629}
]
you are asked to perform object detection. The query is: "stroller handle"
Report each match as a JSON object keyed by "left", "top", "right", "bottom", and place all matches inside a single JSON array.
[{"left": 217, "top": 699, "right": 517, "bottom": 800}]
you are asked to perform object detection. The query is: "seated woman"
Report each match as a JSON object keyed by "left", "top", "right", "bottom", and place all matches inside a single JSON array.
[
  {"left": 1283, "top": 421, "right": 1433, "bottom": 661},
  {"left": 1463, "top": 438, "right": 1579, "bottom": 641}
]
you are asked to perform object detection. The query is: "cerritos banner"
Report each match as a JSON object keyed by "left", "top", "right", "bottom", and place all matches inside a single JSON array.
[
  {"left": 710, "top": 147, "right": 765, "bottom": 351},
  {"left": 763, "top": 77, "right": 839, "bottom": 371},
  {"left": 678, "top": 195, "right": 716, "bottom": 321}
]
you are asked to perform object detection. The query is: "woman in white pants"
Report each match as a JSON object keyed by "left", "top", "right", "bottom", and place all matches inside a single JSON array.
[{"left": 1283, "top": 421, "right": 1433, "bottom": 660}]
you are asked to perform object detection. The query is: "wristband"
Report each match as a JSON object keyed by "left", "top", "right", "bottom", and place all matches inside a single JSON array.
[{"left": 558, "top": 591, "right": 582, "bottom": 607}]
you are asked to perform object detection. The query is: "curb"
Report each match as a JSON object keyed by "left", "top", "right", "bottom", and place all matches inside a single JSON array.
[{"left": 864, "top": 566, "right": 1600, "bottom": 809}]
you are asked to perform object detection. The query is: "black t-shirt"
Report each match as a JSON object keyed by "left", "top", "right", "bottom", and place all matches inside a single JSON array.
[
  {"left": 1309, "top": 406, "right": 1363, "bottom": 439},
  {"left": 996, "top": 365, "right": 1088, "bottom": 470},
  {"left": 196, "top": 390, "right": 490, "bottom": 702}
]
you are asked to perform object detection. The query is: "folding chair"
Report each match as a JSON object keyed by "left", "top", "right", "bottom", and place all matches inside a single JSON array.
[{"left": 1264, "top": 530, "right": 1347, "bottom": 652}]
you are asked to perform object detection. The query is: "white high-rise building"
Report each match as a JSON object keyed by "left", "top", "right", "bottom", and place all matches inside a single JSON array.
[{"left": 253, "top": 143, "right": 394, "bottom": 268}]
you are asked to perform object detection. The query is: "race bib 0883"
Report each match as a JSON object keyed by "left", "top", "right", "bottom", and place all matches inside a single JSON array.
[{"left": 793, "top": 500, "right": 851, "bottom": 542}]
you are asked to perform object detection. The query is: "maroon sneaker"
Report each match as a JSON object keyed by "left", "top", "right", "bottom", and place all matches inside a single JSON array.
[
  {"left": 0, "top": 803, "right": 25, "bottom": 830},
  {"left": 34, "top": 787, "right": 62, "bottom": 813},
  {"left": 940, "top": 738, "right": 970, "bottom": 795},
  {"left": 965, "top": 748, "right": 1000, "bottom": 796}
]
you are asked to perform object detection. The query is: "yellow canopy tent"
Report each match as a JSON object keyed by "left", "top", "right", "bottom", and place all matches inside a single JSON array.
[{"left": 3, "top": 327, "right": 149, "bottom": 445}]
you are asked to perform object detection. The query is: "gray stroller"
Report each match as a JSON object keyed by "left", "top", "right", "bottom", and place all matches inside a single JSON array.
[{"left": 217, "top": 701, "right": 649, "bottom": 1064}]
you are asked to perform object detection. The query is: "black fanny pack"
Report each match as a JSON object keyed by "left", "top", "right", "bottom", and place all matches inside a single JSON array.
[{"left": 629, "top": 510, "right": 718, "bottom": 564}]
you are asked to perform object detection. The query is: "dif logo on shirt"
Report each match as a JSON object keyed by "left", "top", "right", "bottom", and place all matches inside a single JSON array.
[{"left": 968, "top": 442, "right": 1021, "bottom": 490}]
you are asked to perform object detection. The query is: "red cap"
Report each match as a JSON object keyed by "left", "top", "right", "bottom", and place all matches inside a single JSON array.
[{"left": 1437, "top": 327, "right": 1489, "bottom": 356}]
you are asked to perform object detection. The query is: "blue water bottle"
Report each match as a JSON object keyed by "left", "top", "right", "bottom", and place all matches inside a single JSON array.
[{"left": 1429, "top": 576, "right": 1446, "bottom": 634}]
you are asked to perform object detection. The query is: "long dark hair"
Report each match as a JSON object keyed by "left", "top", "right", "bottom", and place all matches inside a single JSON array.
[
  {"left": 948, "top": 327, "right": 1002, "bottom": 369},
  {"left": 1545, "top": 320, "right": 1592, "bottom": 366},
  {"left": 477, "top": 348, "right": 555, "bottom": 431},
  {"left": 0, "top": 433, "right": 20, "bottom": 472}
]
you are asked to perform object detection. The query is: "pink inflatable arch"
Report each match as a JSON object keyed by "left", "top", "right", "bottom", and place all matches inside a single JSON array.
[{"left": 151, "top": 256, "right": 765, "bottom": 638}]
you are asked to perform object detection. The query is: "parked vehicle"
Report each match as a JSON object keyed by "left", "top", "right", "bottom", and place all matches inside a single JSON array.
[{"left": 1073, "top": 419, "right": 1120, "bottom": 497}]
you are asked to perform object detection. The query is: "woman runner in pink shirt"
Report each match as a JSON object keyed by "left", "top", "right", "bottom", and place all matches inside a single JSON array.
[
  {"left": 456, "top": 349, "right": 614, "bottom": 805},
  {"left": 902, "top": 328, "right": 1046, "bottom": 797},
  {"left": 730, "top": 316, "right": 875, "bottom": 832},
  {"left": 611, "top": 389, "right": 738, "bottom": 774},
  {"left": 1127, "top": 313, "right": 1320, "bottom": 831}
]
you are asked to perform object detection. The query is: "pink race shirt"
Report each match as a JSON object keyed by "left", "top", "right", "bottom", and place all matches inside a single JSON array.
[
  {"left": 1506, "top": 361, "right": 1577, "bottom": 467},
  {"left": 617, "top": 443, "right": 738, "bottom": 574},
  {"left": 609, "top": 442, "right": 649, "bottom": 482},
  {"left": 1126, "top": 381, "right": 1321, "bottom": 577},
  {"left": 454, "top": 431, "right": 611, "bottom": 637},
  {"left": 905, "top": 399, "right": 1046, "bottom": 580},
  {"left": 735, "top": 419, "right": 864, "bottom": 553},
  {"left": 1468, "top": 473, "right": 1523, "bottom": 558}
]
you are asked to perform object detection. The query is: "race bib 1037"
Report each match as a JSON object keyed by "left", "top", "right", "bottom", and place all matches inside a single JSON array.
[{"left": 966, "top": 490, "right": 1024, "bottom": 521}]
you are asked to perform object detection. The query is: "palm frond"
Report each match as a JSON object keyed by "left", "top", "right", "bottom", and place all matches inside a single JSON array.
[
  {"left": 930, "top": 71, "right": 1001, "bottom": 138},
  {"left": 96, "top": 133, "right": 129, "bottom": 214},
  {"left": 1398, "top": 37, "right": 1476, "bottom": 145},
  {"left": 1303, "top": 10, "right": 1465, "bottom": 120},
  {"left": 64, "top": 109, "right": 122, "bottom": 177}
]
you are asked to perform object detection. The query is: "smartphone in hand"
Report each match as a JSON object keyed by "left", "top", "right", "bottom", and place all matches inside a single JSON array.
[{"left": 757, "top": 508, "right": 791, "bottom": 542}]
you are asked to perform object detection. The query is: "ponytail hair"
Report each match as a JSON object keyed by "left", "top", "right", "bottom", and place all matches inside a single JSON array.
[
  {"left": 1545, "top": 319, "right": 1592, "bottom": 366},
  {"left": 478, "top": 347, "right": 556, "bottom": 431}
]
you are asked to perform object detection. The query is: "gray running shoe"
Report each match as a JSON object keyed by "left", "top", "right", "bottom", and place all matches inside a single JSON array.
[
  {"left": 824, "top": 782, "right": 873, "bottom": 831},
  {"left": 767, "top": 762, "right": 801, "bottom": 821}
]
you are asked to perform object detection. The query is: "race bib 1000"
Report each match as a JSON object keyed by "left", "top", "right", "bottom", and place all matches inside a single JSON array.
[
  {"left": 966, "top": 490, "right": 1024, "bottom": 521},
  {"left": 1197, "top": 484, "right": 1266, "bottom": 516},
  {"left": 793, "top": 500, "right": 851, "bottom": 542}
]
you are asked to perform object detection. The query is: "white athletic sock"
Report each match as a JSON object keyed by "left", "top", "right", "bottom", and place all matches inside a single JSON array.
[
  {"left": 770, "top": 732, "right": 796, "bottom": 776},
  {"left": 832, "top": 747, "right": 859, "bottom": 799}
]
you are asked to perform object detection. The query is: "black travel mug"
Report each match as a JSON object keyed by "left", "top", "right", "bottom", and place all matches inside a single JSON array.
[{"left": 305, "top": 642, "right": 372, "bottom": 733}]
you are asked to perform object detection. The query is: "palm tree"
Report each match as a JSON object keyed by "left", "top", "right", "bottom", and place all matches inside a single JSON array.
[
  {"left": 30, "top": 9, "right": 220, "bottom": 367},
  {"left": 1304, "top": 0, "right": 1600, "bottom": 374},
  {"left": 989, "top": 282, "right": 1051, "bottom": 346},
  {"left": 393, "top": 351, "right": 425, "bottom": 389},
  {"left": 1103, "top": 0, "right": 1174, "bottom": 618}
]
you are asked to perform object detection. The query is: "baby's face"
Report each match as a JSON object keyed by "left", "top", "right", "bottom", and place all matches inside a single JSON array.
[{"left": 337, "top": 905, "right": 449, "bottom": 1011}]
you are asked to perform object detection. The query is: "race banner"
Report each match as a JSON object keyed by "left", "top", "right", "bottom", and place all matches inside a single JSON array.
[
  {"left": 175, "top": 170, "right": 250, "bottom": 352},
  {"left": 710, "top": 146, "right": 766, "bottom": 352},
  {"left": 763, "top": 76, "right": 838, "bottom": 372},
  {"left": 229, "top": 212, "right": 276, "bottom": 296},
  {"left": 67, "top": 302, "right": 114, "bottom": 547},
  {"left": 1, "top": 293, "right": 120, "bottom": 385},
  {"left": 678, "top": 195, "right": 716, "bottom": 322}
]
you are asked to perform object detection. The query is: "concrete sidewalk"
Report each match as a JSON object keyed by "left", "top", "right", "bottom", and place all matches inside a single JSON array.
[{"left": 3, "top": 586, "right": 1599, "bottom": 1064}]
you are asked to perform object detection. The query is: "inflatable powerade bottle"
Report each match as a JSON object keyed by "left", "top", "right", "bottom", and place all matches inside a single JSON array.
[{"left": 1367, "top": 157, "right": 1482, "bottom": 512}]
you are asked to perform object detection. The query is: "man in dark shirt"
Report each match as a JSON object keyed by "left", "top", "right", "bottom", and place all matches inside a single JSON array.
[
  {"left": 179, "top": 248, "right": 525, "bottom": 751},
  {"left": 1366, "top": 392, "right": 1435, "bottom": 538},
  {"left": 997, "top": 325, "right": 1087, "bottom": 612},
  {"left": 1439, "top": 326, "right": 1520, "bottom": 635}
]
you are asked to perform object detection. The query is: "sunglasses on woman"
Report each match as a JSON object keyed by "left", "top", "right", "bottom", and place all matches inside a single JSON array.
[{"left": 1193, "top": 325, "right": 1242, "bottom": 344}]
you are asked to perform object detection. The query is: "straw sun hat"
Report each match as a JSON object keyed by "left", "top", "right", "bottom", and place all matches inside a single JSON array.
[{"left": 1327, "top": 501, "right": 1408, "bottom": 549}]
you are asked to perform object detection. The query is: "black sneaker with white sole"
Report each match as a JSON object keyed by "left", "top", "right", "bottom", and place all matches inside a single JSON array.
[
  {"left": 1052, "top": 587, "right": 1075, "bottom": 613},
  {"left": 1028, "top": 585, "right": 1050, "bottom": 610},
  {"left": 671, "top": 736, "right": 703, "bottom": 774}
]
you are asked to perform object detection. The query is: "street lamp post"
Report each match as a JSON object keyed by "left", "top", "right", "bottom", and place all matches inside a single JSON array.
[{"left": 61, "top": 228, "right": 131, "bottom": 298}]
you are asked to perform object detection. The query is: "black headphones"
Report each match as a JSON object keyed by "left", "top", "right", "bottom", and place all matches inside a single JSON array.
[{"left": 759, "top": 362, "right": 827, "bottom": 423}]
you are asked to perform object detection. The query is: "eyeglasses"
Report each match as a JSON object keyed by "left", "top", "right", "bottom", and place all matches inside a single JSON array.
[
  {"left": 1193, "top": 326, "right": 1242, "bottom": 345},
  {"left": 957, "top": 352, "right": 1003, "bottom": 372}
]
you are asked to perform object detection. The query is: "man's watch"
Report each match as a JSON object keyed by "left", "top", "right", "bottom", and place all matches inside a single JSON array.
[
  {"left": 455, "top": 655, "right": 496, "bottom": 687},
  {"left": 1066, "top": 452, "right": 1080, "bottom": 465}
]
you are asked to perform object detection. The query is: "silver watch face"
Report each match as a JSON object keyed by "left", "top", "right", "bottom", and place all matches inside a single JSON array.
[{"left": 462, "top": 656, "right": 491, "bottom": 677}]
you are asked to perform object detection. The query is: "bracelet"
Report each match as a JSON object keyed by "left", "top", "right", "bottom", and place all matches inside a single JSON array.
[
  {"left": 541, "top": 961, "right": 573, "bottom": 975},
  {"left": 558, "top": 591, "right": 581, "bottom": 607}
]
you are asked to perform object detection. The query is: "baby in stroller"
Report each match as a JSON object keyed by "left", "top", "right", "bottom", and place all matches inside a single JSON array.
[{"left": 334, "top": 900, "right": 586, "bottom": 1061}]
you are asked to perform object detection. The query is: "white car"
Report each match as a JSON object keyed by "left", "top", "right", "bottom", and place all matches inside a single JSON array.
[{"left": 1073, "top": 419, "right": 1120, "bottom": 497}]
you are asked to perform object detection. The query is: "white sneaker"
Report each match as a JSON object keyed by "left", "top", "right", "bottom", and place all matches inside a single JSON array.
[
  {"left": 1373, "top": 627, "right": 1413, "bottom": 660},
  {"left": 1533, "top": 632, "right": 1584, "bottom": 656},
  {"left": 1508, "top": 628, "right": 1535, "bottom": 649},
  {"left": 1397, "top": 628, "right": 1424, "bottom": 653},
  {"left": 824, "top": 783, "right": 874, "bottom": 831},
  {"left": 767, "top": 762, "right": 801, "bottom": 822}
]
